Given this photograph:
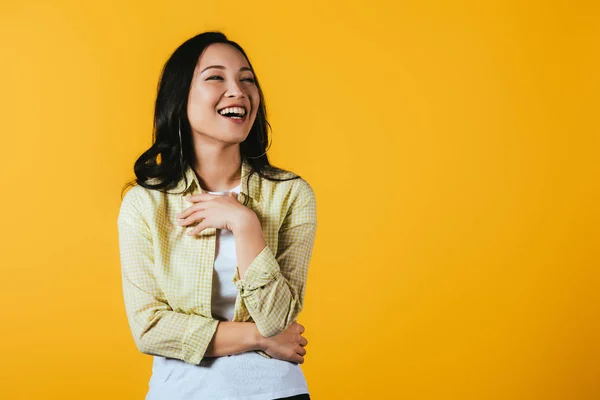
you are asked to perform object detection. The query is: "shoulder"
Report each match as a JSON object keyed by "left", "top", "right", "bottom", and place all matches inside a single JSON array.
[
  {"left": 257, "top": 168, "right": 315, "bottom": 204},
  {"left": 118, "top": 184, "right": 164, "bottom": 223},
  {"left": 255, "top": 170, "right": 316, "bottom": 227},
  {"left": 286, "top": 178, "right": 316, "bottom": 224},
  {"left": 289, "top": 177, "right": 315, "bottom": 206},
  {"left": 121, "top": 184, "right": 150, "bottom": 210}
]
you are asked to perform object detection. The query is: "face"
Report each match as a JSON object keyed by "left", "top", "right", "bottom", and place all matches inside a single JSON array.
[{"left": 187, "top": 43, "right": 260, "bottom": 146}]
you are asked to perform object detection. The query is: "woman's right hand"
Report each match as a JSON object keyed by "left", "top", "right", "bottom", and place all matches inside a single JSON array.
[{"left": 258, "top": 322, "right": 308, "bottom": 364}]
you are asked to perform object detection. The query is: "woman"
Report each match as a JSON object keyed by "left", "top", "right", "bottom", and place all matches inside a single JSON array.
[{"left": 117, "top": 31, "right": 317, "bottom": 400}]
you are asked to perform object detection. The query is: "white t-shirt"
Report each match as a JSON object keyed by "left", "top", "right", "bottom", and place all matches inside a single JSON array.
[{"left": 145, "top": 183, "right": 309, "bottom": 400}]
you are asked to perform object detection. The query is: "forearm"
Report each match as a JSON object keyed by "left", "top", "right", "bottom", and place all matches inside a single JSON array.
[
  {"left": 204, "top": 321, "right": 264, "bottom": 357},
  {"left": 230, "top": 189, "right": 316, "bottom": 337},
  {"left": 231, "top": 244, "right": 304, "bottom": 337},
  {"left": 233, "top": 214, "right": 267, "bottom": 278}
]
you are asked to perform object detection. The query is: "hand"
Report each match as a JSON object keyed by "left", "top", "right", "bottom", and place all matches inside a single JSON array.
[
  {"left": 176, "top": 192, "right": 253, "bottom": 235},
  {"left": 259, "top": 322, "right": 308, "bottom": 364}
]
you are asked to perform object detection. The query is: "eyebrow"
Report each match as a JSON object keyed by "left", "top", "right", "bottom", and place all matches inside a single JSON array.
[{"left": 200, "top": 65, "right": 254, "bottom": 74}]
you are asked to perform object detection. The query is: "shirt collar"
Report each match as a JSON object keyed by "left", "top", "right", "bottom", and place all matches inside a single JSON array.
[{"left": 171, "top": 157, "right": 260, "bottom": 201}]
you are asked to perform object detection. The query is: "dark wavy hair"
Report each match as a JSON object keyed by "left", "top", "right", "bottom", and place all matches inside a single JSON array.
[{"left": 121, "top": 31, "right": 300, "bottom": 204}]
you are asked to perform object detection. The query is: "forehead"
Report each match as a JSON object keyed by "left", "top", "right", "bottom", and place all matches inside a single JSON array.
[{"left": 197, "top": 43, "right": 250, "bottom": 69}]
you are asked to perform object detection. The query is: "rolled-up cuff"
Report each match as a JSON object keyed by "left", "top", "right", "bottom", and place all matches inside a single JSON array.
[{"left": 232, "top": 245, "right": 280, "bottom": 293}]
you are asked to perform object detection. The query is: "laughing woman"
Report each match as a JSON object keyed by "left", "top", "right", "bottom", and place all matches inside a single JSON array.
[{"left": 117, "top": 32, "right": 317, "bottom": 400}]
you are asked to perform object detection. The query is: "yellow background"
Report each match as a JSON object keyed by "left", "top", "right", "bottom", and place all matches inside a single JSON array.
[{"left": 1, "top": 0, "right": 598, "bottom": 398}]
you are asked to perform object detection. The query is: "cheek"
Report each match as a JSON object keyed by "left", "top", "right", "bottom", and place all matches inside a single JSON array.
[
  {"left": 188, "top": 85, "right": 214, "bottom": 108},
  {"left": 250, "top": 90, "right": 261, "bottom": 114},
  {"left": 187, "top": 87, "right": 217, "bottom": 121}
]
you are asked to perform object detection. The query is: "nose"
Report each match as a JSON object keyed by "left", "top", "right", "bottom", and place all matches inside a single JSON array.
[{"left": 225, "top": 80, "right": 246, "bottom": 98}]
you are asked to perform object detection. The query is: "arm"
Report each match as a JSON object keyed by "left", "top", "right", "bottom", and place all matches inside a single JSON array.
[
  {"left": 118, "top": 191, "right": 262, "bottom": 364},
  {"left": 204, "top": 321, "right": 262, "bottom": 357},
  {"left": 231, "top": 180, "right": 317, "bottom": 337}
]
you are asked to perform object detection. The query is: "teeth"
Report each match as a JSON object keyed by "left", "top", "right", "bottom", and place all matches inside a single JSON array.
[{"left": 218, "top": 106, "right": 246, "bottom": 117}]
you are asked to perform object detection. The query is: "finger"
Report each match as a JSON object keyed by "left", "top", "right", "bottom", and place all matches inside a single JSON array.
[
  {"left": 187, "top": 220, "right": 210, "bottom": 236},
  {"left": 299, "top": 337, "right": 308, "bottom": 347},
  {"left": 177, "top": 211, "right": 205, "bottom": 226},
  {"left": 178, "top": 217, "right": 199, "bottom": 227},
  {"left": 295, "top": 355, "right": 305, "bottom": 364},
  {"left": 177, "top": 203, "right": 207, "bottom": 219},
  {"left": 297, "top": 324, "right": 305, "bottom": 334},
  {"left": 297, "top": 347, "right": 307, "bottom": 356}
]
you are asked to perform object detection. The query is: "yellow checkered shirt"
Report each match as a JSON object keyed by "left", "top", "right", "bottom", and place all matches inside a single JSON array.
[{"left": 117, "top": 158, "right": 317, "bottom": 364}]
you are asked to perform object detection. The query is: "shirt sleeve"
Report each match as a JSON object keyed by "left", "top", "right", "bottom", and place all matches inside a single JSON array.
[
  {"left": 117, "top": 190, "right": 219, "bottom": 365},
  {"left": 232, "top": 180, "right": 317, "bottom": 337}
]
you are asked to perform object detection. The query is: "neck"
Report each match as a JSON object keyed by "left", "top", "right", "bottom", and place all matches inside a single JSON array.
[{"left": 191, "top": 143, "right": 242, "bottom": 193}]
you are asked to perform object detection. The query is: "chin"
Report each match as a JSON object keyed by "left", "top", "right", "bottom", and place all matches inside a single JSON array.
[{"left": 218, "top": 131, "right": 251, "bottom": 144}]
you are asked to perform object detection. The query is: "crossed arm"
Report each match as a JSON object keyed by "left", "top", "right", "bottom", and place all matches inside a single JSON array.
[{"left": 117, "top": 181, "right": 316, "bottom": 364}]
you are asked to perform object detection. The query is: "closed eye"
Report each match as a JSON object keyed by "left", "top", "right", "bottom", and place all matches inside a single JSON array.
[{"left": 206, "top": 76, "right": 255, "bottom": 83}]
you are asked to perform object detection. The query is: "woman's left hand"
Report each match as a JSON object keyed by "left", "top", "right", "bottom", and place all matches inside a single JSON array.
[{"left": 176, "top": 192, "right": 254, "bottom": 235}]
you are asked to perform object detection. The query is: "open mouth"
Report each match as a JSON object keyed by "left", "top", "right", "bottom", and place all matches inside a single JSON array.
[{"left": 217, "top": 106, "right": 247, "bottom": 122}]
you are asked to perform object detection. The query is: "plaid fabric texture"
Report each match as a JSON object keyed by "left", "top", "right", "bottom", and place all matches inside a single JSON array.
[{"left": 117, "top": 158, "right": 317, "bottom": 364}]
